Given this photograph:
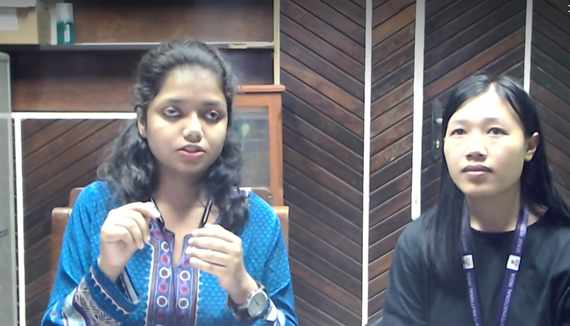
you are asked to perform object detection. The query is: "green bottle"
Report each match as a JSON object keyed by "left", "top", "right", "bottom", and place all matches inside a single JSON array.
[{"left": 56, "top": 3, "right": 74, "bottom": 45}]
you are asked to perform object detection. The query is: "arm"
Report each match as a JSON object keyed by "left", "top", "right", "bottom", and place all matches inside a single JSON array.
[
  {"left": 42, "top": 184, "right": 137, "bottom": 326},
  {"left": 255, "top": 215, "right": 297, "bottom": 326},
  {"left": 255, "top": 217, "right": 298, "bottom": 326},
  {"left": 381, "top": 221, "right": 428, "bottom": 326},
  {"left": 560, "top": 288, "right": 570, "bottom": 326},
  {"left": 555, "top": 242, "right": 570, "bottom": 326}
]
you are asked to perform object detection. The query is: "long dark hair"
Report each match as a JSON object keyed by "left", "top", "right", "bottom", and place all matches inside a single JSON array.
[
  {"left": 425, "top": 73, "right": 570, "bottom": 291},
  {"left": 97, "top": 39, "right": 248, "bottom": 232}
]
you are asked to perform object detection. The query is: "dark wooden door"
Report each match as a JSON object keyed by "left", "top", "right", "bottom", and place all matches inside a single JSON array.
[{"left": 280, "top": 0, "right": 365, "bottom": 325}]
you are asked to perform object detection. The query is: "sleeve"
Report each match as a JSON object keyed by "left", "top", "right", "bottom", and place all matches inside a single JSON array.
[
  {"left": 380, "top": 221, "right": 428, "bottom": 326},
  {"left": 253, "top": 208, "right": 298, "bottom": 326},
  {"left": 554, "top": 242, "right": 570, "bottom": 326},
  {"left": 560, "top": 287, "right": 570, "bottom": 326},
  {"left": 42, "top": 185, "right": 138, "bottom": 326}
]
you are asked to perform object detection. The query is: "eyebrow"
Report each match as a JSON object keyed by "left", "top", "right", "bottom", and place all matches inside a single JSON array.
[
  {"left": 201, "top": 100, "right": 224, "bottom": 108},
  {"left": 162, "top": 98, "right": 224, "bottom": 108},
  {"left": 449, "top": 117, "right": 506, "bottom": 124}
]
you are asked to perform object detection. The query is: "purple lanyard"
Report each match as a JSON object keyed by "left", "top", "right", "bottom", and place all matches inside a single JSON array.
[{"left": 460, "top": 205, "right": 529, "bottom": 326}]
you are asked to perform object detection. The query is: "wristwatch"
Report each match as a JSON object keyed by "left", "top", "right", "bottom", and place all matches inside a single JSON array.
[{"left": 227, "top": 281, "right": 269, "bottom": 320}]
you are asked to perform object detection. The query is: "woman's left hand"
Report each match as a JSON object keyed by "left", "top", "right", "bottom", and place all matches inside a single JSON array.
[{"left": 187, "top": 224, "right": 258, "bottom": 304}]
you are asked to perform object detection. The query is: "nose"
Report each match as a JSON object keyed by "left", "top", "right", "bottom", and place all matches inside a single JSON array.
[
  {"left": 465, "top": 133, "right": 487, "bottom": 161},
  {"left": 182, "top": 113, "right": 203, "bottom": 143}
]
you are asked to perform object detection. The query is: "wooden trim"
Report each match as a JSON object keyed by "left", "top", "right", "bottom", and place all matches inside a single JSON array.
[
  {"left": 237, "top": 85, "right": 285, "bottom": 94},
  {"left": 234, "top": 92, "right": 284, "bottom": 206},
  {"left": 273, "top": 0, "right": 280, "bottom": 85},
  {"left": 0, "top": 42, "right": 274, "bottom": 53}
]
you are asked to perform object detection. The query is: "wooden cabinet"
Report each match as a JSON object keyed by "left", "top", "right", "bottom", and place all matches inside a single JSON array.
[{"left": 235, "top": 85, "right": 284, "bottom": 205}]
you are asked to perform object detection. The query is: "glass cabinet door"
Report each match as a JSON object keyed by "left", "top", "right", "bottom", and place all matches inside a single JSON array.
[{"left": 233, "top": 106, "right": 270, "bottom": 188}]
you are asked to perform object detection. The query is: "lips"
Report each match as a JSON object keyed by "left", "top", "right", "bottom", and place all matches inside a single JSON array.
[
  {"left": 462, "top": 165, "right": 492, "bottom": 173},
  {"left": 179, "top": 145, "right": 205, "bottom": 153}
]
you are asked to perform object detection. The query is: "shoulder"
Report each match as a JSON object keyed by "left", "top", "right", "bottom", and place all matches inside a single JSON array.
[
  {"left": 535, "top": 209, "right": 570, "bottom": 244},
  {"left": 237, "top": 189, "right": 282, "bottom": 240},
  {"left": 72, "top": 180, "right": 118, "bottom": 220},
  {"left": 396, "top": 212, "right": 430, "bottom": 252},
  {"left": 533, "top": 210, "right": 570, "bottom": 288},
  {"left": 76, "top": 180, "right": 112, "bottom": 202},
  {"left": 536, "top": 209, "right": 570, "bottom": 253},
  {"left": 245, "top": 190, "right": 280, "bottom": 227},
  {"left": 391, "top": 210, "right": 434, "bottom": 269}
]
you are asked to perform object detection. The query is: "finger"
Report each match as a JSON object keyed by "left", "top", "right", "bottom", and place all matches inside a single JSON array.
[
  {"left": 189, "top": 256, "right": 225, "bottom": 276},
  {"left": 120, "top": 202, "right": 161, "bottom": 219},
  {"left": 113, "top": 214, "right": 146, "bottom": 249},
  {"left": 123, "top": 209, "right": 151, "bottom": 242},
  {"left": 188, "top": 236, "right": 235, "bottom": 255},
  {"left": 101, "top": 223, "right": 138, "bottom": 248},
  {"left": 186, "top": 247, "right": 228, "bottom": 267},
  {"left": 192, "top": 224, "right": 238, "bottom": 243}
]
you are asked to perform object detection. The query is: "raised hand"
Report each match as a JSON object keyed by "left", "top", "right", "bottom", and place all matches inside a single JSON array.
[
  {"left": 187, "top": 224, "right": 258, "bottom": 304},
  {"left": 98, "top": 202, "right": 160, "bottom": 281}
]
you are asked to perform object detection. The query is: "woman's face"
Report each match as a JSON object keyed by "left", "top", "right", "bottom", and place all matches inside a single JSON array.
[
  {"left": 443, "top": 87, "right": 539, "bottom": 199},
  {"left": 137, "top": 65, "right": 228, "bottom": 179}
]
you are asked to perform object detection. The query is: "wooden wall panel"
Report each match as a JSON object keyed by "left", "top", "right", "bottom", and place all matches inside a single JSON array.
[
  {"left": 368, "top": 0, "right": 415, "bottom": 320},
  {"left": 420, "top": 0, "right": 526, "bottom": 212},
  {"left": 68, "top": 0, "right": 273, "bottom": 43},
  {"left": 280, "top": 0, "right": 365, "bottom": 325},
  {"left": 10, "top": 49, "right": 273, "bottom": 112},
  {"left": 22, "top": 119, "right": 124, "bottom": 326},
  {"left": 530, "top": 0, "right": 570, "bottom": 203}
]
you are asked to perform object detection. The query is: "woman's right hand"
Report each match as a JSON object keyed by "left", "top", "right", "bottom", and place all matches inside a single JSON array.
[{"left": 97, "top": 202, "right": 160, "bottom": 281}]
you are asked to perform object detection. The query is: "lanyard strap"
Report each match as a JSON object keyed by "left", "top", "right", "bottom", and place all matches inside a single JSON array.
[
  {"left": 150, "top": 197, "right": 213, "bottom": 229},
  {"left": 460, "top": 205, "right": 529, "bottom": 326}
]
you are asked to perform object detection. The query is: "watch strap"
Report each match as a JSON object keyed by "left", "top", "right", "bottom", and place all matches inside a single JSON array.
[{"left": 226, "top": 281, "right": 267, "bottom": 320}]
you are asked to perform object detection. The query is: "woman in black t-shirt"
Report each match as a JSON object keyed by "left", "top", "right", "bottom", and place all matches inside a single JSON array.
[{"left": 375, "top": 74, "right": 570, "bottom": 326}]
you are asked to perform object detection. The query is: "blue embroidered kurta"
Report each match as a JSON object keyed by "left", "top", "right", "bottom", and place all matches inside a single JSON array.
[{"left": 43, "top": 181, "right": 298, "bottom": 326}]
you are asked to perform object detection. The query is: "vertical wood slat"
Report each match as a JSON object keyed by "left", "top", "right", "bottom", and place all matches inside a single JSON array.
[
  {"left": 281, "top": 0, "right": 365, "bottom": 325},
  {"left": 368, "top": 0, "right": 416, "bottom": 320}
]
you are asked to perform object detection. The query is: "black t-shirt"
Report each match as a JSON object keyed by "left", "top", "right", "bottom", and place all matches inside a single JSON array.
[{"left": 381, "top": 209, "right": 570, "bottom": 326}]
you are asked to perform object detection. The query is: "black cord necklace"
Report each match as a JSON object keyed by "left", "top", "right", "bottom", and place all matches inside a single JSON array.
[{"left": 150, "top": 197, "right": 213, "bottom": 229}]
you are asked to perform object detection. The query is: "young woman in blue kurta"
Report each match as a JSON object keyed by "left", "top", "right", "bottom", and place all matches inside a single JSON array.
[{"left": 43, "top": 39, "right": 298, "bottom": 326}]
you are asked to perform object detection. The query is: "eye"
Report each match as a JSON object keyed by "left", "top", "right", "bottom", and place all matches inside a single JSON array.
[
  {"left": 163, "top": 107, "right": 180, "bottom": 118},
  {"left": 488, "top": 127, "right": 505, "bottom": 135},
  {"left": 449, "top": 128, "right": 466, "bottom": 136},
  {"left": 204, "top": 110, "right": 220, "bottom": 122}
]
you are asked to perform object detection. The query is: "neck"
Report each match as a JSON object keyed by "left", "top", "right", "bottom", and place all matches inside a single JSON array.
[
  {"left": 152, "top": 169, "right": 207, "bottom": 216},
  {"left": 467, "top": 186, "right": 522, "bottom": 232}
]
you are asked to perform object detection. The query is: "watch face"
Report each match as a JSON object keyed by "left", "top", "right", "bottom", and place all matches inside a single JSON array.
[{"left": 247, "top": 291, "right": 268, "bottom": 317}]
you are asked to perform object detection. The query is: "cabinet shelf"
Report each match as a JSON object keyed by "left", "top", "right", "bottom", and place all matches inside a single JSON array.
[{"left": 0, "top": 41, "right": 274, "bottom": 53}]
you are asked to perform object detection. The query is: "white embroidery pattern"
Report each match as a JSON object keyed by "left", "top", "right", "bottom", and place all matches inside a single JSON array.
[
  {"left": 67, "top": 279, "right": 119, "bottom": 326},
  {"left": 264, "top": 299, "right": 286, "bottom": 326},
  {"left": 90, "top": 270, "right": 130, "bottom": 315}
]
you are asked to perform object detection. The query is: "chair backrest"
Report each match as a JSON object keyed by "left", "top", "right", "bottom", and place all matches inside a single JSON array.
[{"left": 50, "top": 186, "right": 289, "bottom": 288}]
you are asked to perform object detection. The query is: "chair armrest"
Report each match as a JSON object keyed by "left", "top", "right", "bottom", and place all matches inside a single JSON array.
[
  {"left": 50, "top": 207, "right": 71, "bottom": 287},
  {"left": 273, "top": 206, "right": 289, "bottom": 246}
]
